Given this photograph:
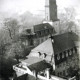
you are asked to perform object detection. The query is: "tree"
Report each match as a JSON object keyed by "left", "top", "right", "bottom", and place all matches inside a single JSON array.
[
  {"left": 0, "top": 29, "right": 9, "bottom": 56},
  {"left": 4, "top": 18, "right": 19, "bottom": 41},
  {"left": 67, "top": 66, "right": 79, "bottom": 80},
  {"left": 0, "top": 40, "right": 6, "bottom": 55},
  {"left": 58, "top": 7, "right": 77, "bottom": 33},
  {"left": 0, "top": 56, "right": 17, "bottom": 79}
]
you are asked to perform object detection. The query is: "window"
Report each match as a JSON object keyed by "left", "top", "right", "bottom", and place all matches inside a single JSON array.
[
  {"left": 50, "top": 29, "right": 53, "bottom": 34},
  {"left": 69, "top": 50, "right": 72, "bottom": 55},
  {"left": 73, "top": 48, "right": 75, "bottom": 54},
  {"left": 43, "top": 53, "right": 47, "bottom": 58},
  {"left": 63, "top": 70, "right": 65, "bottom": 76},
  {"left": 75, "top": 47, "right": 77, "bottom": 53},
  {"left": 57, "top": 54, "right": 60, "bottom": 60},
  {"left": 60, "top": 72, "right": 62, "bottom": 76},
  {"left": 56, "top": 23, "right": 57, "bottom": 26},
  {"left": 57, "top": 65, "right": 59, "bottom": 68},
  {"left": 41, "top": 38, "right": 44, "bottom": 43},
  {"left": 38, "top": 52, "right": 41, "bottom": 56},
  {"left": 58, "top": 73, "right": 59, "bottom": 76},
  {"left": 66, "top": 51, "right": 68, "bottom": 57},
  {"left": 39, "top": 31, "right": 41, "bottom": 36},
  {"left": 41, "top": 30, "right": 44, "bottom": 36},
  {"left": 62, "top": 52, "right": 64, "bottom": 58}
]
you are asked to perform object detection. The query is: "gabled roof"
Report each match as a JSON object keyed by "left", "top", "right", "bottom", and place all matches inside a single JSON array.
[
  {"left": 53, "top": 32, "right": 77, "bottom": 54},
  {"left": 33, "top": 23, "right": 55, "bottom": 32},
  {"left": 30, "top": 32, "right": 78, "bottom": 55},
  {"left": 31, "top": 38, "right": 53, "bottom": 55}
]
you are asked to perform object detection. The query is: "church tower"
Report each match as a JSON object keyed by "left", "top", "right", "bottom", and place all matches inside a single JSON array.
[
  {"left": 44, "top": 0, "right": 60, "bottom": 34},
  {"left": 45, "top": 0, "right": 58, "bottom": 21}
]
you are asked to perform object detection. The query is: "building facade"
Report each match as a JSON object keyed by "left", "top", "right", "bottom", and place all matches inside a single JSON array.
[
  {"left": 13, "top": 57, "right": 66, "bottom": 80},
  {"left": 20, "top": 29, "right": 34, "bottom": 47},
  {"left": 33, "top": 23, "right": 56, "bottom": 46},
  {"left": 19, "top": 23, "right": 56, "bottom": 47}
]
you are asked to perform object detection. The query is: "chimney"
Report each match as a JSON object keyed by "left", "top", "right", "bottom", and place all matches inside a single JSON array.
[
  {"left": 42, "top": 53, "right": 47, "bottom": 59},
  {"left": 38, "top": 52, "right": 41, "bottom": 57},
  {"left": 33, "top": 70, "right": 37, "bottom": 77}
]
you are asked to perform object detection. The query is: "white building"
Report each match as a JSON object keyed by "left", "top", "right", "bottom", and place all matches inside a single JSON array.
[{"left": 13, "top": 57, "right": 66, "bottom": 80}]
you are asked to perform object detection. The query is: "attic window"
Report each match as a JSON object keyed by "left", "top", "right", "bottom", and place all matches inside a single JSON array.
[
  {"left": 66, "top": 51, "right": 68, "bottom": 57},
  {"left": 44, "top": 26, "right": 47, "bottom": 29},
  {"left": 38, "top": 52, "right": 41, "bottom": 56},
  {"left": 57, "top": 54, "right": 60, "bottom": 60},
  {"left": 69, "top": 50, "right": 72, "bottom": 55},
  {"left": 73, "top": 48, "right": 75, "bottom": 54},
  {"left": 62, "top": 52, "right": 64, "bottom": 58},
  {"left": 44, "top": 53, "right": 47, "bottom": 58}
]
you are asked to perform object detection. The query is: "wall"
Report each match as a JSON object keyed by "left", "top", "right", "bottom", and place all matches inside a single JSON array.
[
  {"left": 33, "top": 35, "right": 50, "bottom": 47},
  {"left": 55, "top": 48, "right": 79, "bottom": 77},
  {"left": 13, "top": 64, "right": 33, "bottom": 77}
]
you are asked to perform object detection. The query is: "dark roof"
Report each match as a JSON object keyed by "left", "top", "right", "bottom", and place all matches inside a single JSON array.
[
  {"left": 33, "top": 23, "right": 55, "bottom": 32},
  {"left": 28, "top": 60, "right": 52, "bottom": 72},
  {"left": 31, "top": 32, "right": 78, "bottom": 55},
  {"left": 53, "top": 32, "right": 78, "bottom": 54}
]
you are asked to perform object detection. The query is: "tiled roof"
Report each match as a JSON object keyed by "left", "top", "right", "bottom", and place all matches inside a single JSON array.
[
  {"left": 30, "top": 32, "right": 78, "bottom": 55},
  {"left": 33, "top": 23, "right": 55, "bottom": 32},
  {"left": 53, "top": 32, "right": 77, "bottom": 54},
  {"left": 28, "top": 60, "right": 52, "bottom": 72}
]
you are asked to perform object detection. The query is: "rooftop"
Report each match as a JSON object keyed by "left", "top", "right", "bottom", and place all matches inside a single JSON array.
[
  {"left": 21, "top": 57, "right": 43, "bottom": 65},
  {"left": 28, "top": 60, "right": 52, "bottom": 72},
  {"left": 33, "top": 23, "right": 55, "bottom": 32},
  {"left": 30, "top": 32, "right": 78, "bottom": 55}
]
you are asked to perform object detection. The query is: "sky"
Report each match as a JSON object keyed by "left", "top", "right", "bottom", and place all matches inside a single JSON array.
[{"left": 0, "top": 0, "right": 80, "bottom": 17}]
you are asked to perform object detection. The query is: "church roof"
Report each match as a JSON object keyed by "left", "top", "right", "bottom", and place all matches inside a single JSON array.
[
  {"left": 53, "top": 32, "right": 76, "bottom": 54},
  {"left": 30, "top": 32, "right": 77, "bottom": 55}
]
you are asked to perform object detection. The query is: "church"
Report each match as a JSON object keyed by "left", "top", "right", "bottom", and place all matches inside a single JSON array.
[{"left": 29, "top": 32, "right": 79, "bottom": 78}]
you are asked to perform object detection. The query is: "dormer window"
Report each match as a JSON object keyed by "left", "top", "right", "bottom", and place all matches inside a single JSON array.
[
  {"left": 39, "top": 31, "right": 41, "bottom": 36},
  {"left": 69, "top": 50, "right": 72, "bottom": 55},
  {"left": 62, "top": 52, "right": 64, "bottom": 58},
  {"left": 57, "top": 54, "right": 60, "bottom": 60},
  {"left": 44, "top": 53, "right": 47, "bottom": 58},
  {"left": 73, "top": 48, "right": 75, "bottom": 54},
  {"left": 44, "top": 26, "right": 47, "bottom": 29},
  {"left": 66, "top": 51, "right": 68, "bottom": 57},
  {"left": 38, "top": 52, "right": 41, "bottom": 57},
  {"left": 42, "top": 53, "right": 47, "bottom": 59}
]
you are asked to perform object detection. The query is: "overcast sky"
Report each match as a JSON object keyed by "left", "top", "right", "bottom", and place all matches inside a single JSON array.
[{"left": 0, "top": 0, "right": 80, "bottom": 16}]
